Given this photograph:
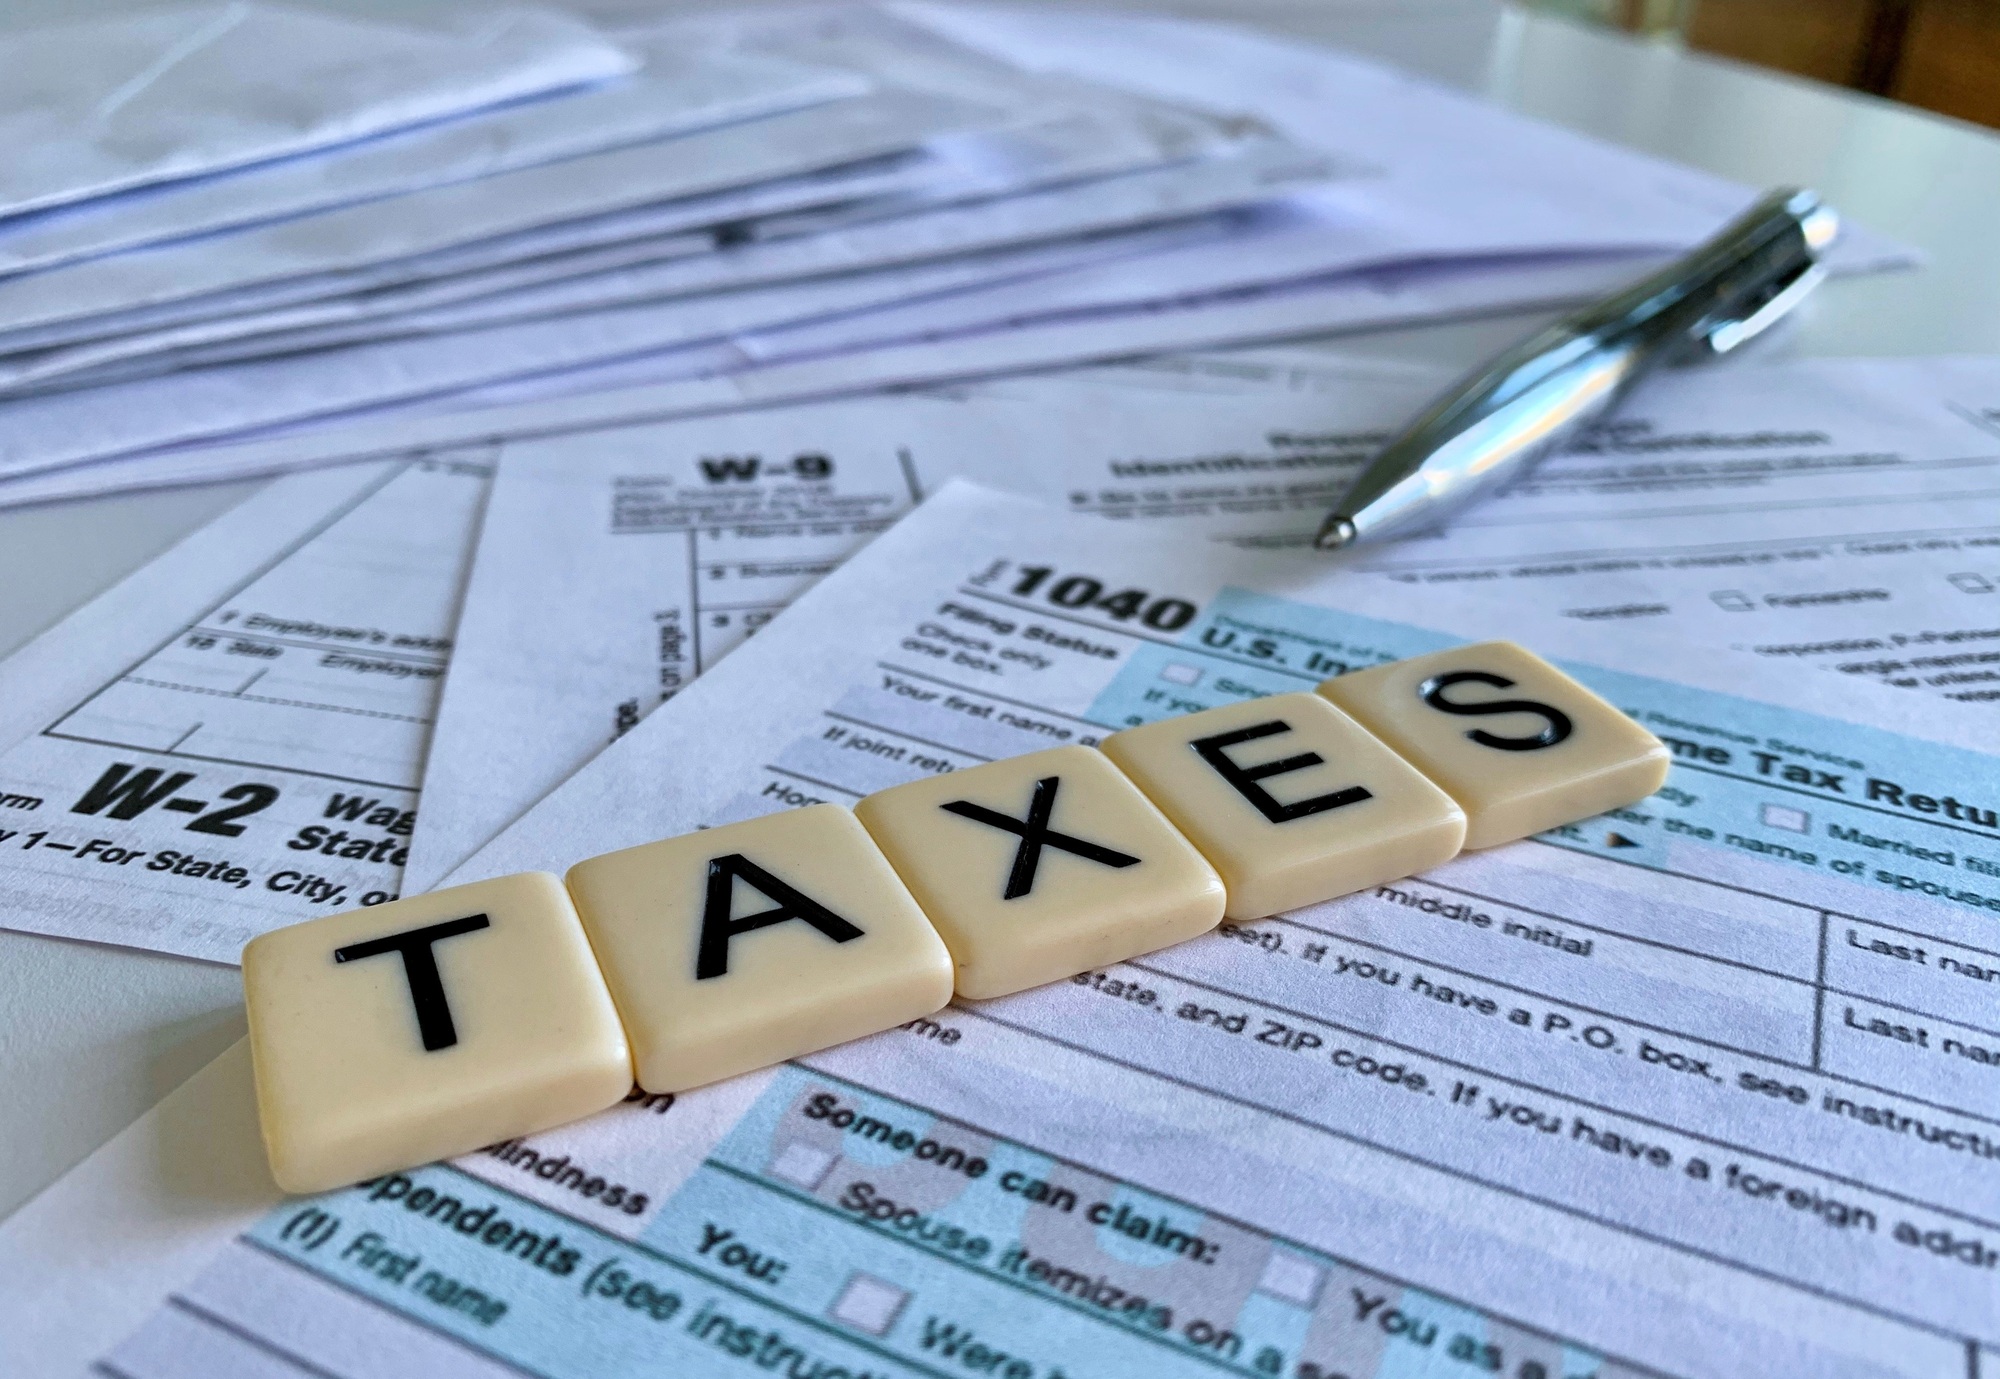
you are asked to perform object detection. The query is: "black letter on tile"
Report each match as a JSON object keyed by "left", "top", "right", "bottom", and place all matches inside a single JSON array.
[
  {"left": 1418, "top": 671, "right": 1573, "bottom": 751},
  {"left": 1191, "top": 721, "right": 1371, "bottom": 823},
  {"left": 335, "top": 915, "right": 491, "bottom": 1052},
  {"left": 697, "top": 855, "right": 865, "bottom": 980},
  {"left": 942, "top": 776, "right": 1139, "bottom": 900}
]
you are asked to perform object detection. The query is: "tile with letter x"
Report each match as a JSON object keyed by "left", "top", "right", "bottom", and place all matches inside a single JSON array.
[
  {"left": 1319, "top": 640, "right": 1670, "bottom": 849},
  {"left": 1103, "top": 691, "right": 1466, "bottom": 920},
  {"left": 242, "top": 872, "right": 633, "bottom": 1194},
  {"left": 856, "top": 744, "right": 1225, "bottom": 998},
  {"left": 565, "top": 804, "right": 953, "bottom": 1093}
]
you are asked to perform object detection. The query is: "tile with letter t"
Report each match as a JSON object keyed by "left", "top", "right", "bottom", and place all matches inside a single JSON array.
[
  {"left": 243, "top": 873, "right": 633, "bottom": 1195},
  {"left": 1102, "top": 692, "right": 1465, "bottom": 920},
  {"left": 565, "top": 804, "right": 953, "bottom": 1093},
  {"left": 1318, "top": 640, "right": 1669, "bottom": 850},
  {"left": 855, "top": 744, "right": 1225, "bottom": 998}
]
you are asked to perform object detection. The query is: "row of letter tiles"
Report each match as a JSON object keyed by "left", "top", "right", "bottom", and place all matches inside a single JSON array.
[{"left": 243, "top": 640, "right": 1670, "bottom": 1193}]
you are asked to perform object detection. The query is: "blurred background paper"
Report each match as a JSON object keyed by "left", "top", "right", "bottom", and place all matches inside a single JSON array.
[
  {"left": 0, "top": 4, "right": 635, "bottom": 218},
  {"left": 0, "top": 41, "right": 869, "bottom": 279},
  {"left": 0, "top": 1, "right": 1914, "bottom": 502}
]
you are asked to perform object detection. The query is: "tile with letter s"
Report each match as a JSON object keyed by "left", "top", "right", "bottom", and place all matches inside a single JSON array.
[
  {"left": 856, "top": 744, "right": 1225, "bottom": 998},
  {"left": 565, "top": 804, "right": 953, "bottom": 1093},
  {"left": 1318, "top": 640, "right": 1669, "bottom": 850},
  {"left": 242, "top": 872, "right": 633, "bottom": 1195},
  {"left": 1102, "top": 691, "right": 1465, "bottom": 920}
]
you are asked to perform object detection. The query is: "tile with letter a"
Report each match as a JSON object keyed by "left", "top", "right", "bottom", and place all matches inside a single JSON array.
[
  {"left": 242, "top": 873, "right": 633, "bottom": 1195},
  {"left": 856, "top": 745, "right": 1225, "bottom": 998},
  {"left": 1318, "top": 640, "right": 1670, "bottom": 850},
  {"left": 565, "top": 804, "right": 953, "bottom": 1093},
  {"left": 1102, "top": 692, "right": 1465, "bottom": 921}
]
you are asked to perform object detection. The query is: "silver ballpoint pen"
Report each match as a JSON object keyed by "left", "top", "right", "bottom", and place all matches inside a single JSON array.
[{"left": 1313, "top": 187, "right": 1840, "bottom": 551}]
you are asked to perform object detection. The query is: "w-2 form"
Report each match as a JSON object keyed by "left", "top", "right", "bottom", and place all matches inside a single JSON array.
[
  {"left": 29, "top": 483, "right": 1996, "bottom": 1379},
  {"left": 0, "top": 455, "right": 488, "bottom": 961}
]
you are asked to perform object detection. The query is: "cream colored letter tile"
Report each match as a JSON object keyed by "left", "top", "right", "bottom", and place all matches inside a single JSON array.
[
  {"left": 1102, "top": 692, "right": 1465, "bottom": 921},
  {"left": 565, "top": 804, "right": 952, "bottom": 1093},
  {"left": 243, "top": 873, "right": 633, "bottom": 1196},
  {"left": 1318, "top": 640, "right": 1670, "bottom": 850},
  {"left": 855, "top": 745, "right": 1224, "bottom": 999}
]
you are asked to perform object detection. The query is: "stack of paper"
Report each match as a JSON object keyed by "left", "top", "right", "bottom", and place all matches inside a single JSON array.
[
  {"left": 0, "top": 0, "right": 1908, "bottom": 508},
  {"left": 4, "top": 7, "right": 1997, "bottom": 1379}
]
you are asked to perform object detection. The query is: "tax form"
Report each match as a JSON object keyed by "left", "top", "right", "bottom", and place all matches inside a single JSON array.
[
  {"left": 0, "top": 457, "right": 488, "bottom": 962},
  {"left": 9, "top": 482, "right": 1996, "bottom": 1379},
  {"left": 406, "top": 354, "right": 2000, "bottom": 892},
  {"left": 1087, "top": 351, "right": 2000, "bottom": 705}
]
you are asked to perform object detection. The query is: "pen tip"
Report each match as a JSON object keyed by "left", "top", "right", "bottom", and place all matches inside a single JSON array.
[{"left": 1313, "top": 516, "right": 1357, "bottom": 551}]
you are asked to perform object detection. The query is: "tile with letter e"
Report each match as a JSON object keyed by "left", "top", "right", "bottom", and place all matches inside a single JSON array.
[
  {"left": 855, "top": 744, "right": 1225, "bottom": 998},
  {"left": 243, "top": 873, "right": 633, "bottom": 1195},
  {"left": 1102, "top": 692, "right": 1464, "bottom": 920},
  {"left": 1318, "top": 640, "right": 1669, "bottom": 850},
  {"left": 565, "top": 804, "right": 952, "bottom": 1093}
]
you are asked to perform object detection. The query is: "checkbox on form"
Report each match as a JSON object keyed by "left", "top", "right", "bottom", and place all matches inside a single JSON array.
[
  {"left": 768, "top": 1141, "right": 837, "bottom": 1191},
  {"left": 1256, "top": 1250, "right": 1326, "bottom": 1307},
  {"left": 829, "top": 1273, "right": 910, "bottom": 1335},
  {"left": 1761, "top": 802, "right": 1811, "bottom": 834}
]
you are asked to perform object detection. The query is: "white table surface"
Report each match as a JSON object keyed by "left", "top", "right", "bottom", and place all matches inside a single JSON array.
[{"left": 3, "top": 0, "right": 1998, "bottom": 1224}]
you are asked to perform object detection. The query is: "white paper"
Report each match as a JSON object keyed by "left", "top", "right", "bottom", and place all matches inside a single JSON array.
[
  {"left": 11, "top": 483, "right": 1996, "bottom": 1377},
  {"left": 0, "top": 3, "right": 634, "bottom": 219},
  {"left": 0, "top": 250, "right": 1647, "bottom": 507},
  {"left": 899, "top": 0, "right": 1912, "bottom": 277},
  {"left": 0, "top": 0, "right": 1923, "bottom": 477},
  {"left": 0, "top": 0, "right": 1921, "bottom": 476},
  {"left": 384, "top": 250, "right": 1638, "bottom": 417},
  {"left": 0, "top": 40, "right": 869, "bottom": 280},
  {"left": 17, "top": 132, "right": 1328, "bottom": 388},
  {"left": 0, "top": 456, "right": 489, "bottom": 963},
  {"left": 0, "top": 214, "right": 1268, "bottom": 476},
  {"left": 0, "top": 5, "right": 1255, "bottom": 356},
  {"left": 0, "top": 86, "right": 984, "bottom": 354},
  {"left": 1089, "top": 350, "right": 2000, "bottom": 706},
  {"left": 3, "top": 219, "right": 1662, "bottom": 478},
  {"left": 0, "top": 124, "right": 1318, "bottom": 397}
]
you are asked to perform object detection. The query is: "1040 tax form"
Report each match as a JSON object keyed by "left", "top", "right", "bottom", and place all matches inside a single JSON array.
[{"left": 10, "top": 482, "right": 1994, "bottom": 1379}]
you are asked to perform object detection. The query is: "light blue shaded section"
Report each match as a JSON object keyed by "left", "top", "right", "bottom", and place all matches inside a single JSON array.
[
  {"left": 1089, "top": 587, "right": 2000, "bottom": 922},
  {"left": 232, "top": 1064, "right": 1644, "bottom": 1378}
]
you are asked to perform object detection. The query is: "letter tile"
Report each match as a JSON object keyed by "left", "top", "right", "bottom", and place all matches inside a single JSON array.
[
  {"left": 1102, "top": 692, "right": 1465, "bottom": 920},
  {"left": 565, "top": 804, "right": 952, "bottom": 1092},
  {"left": 856, "top": 744, "right": 1225, "bottom": 998},
  {"left": 243, "top": 872, "right": 632, "bottom": 1195},
  {"left": 1317, "top": 640, "right": 1670, "bottom": 849}
]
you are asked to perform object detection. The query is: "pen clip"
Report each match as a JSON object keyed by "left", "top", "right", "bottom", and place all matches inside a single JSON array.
[{"left": 1685, "top": 253, "right": 1827, "bottom": 358}]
